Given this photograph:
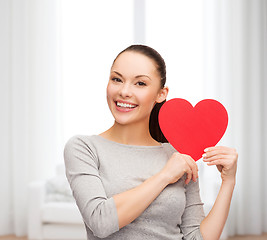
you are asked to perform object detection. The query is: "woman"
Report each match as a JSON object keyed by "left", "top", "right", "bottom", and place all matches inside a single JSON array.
[{"left": 64, "top": 45, "right": 238, "bottom": 240}]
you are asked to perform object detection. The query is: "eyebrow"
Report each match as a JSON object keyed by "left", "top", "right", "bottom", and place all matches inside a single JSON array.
[{"left": 112, "top": 71, "right": 152, "bottom": 80}]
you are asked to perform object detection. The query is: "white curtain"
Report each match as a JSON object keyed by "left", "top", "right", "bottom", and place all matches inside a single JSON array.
[
  {"left": 0, "top": 0, "right": 62, "bottom": 236},
  {"left": 1, "top": 0, "right": 266, "bottom": 237},
  {"left": 145, "top": 0, "right": 267, "bottom": 237},
  {"left": 202, "top": 0, "right": 267, "bottom": 236}
]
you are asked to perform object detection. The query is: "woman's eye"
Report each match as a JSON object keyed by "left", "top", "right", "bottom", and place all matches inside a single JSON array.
[
  {"left": 136, "top": 81, "right": 147, "bottom": 86},
  {"left": 112, "top": 77, "right": 122, "bottom": 83}
]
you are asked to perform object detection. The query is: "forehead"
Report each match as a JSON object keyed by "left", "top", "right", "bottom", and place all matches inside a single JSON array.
[{"left": 112, "top": 51, "right": 158, "bottom": 76}]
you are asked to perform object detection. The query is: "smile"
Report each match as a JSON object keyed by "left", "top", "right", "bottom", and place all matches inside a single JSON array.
[
  {"left": 116, "top": 101, "right": 137, "bottom": 108},
  {"left": 115, "top": 101, "right": 138, "bottom": 112}
]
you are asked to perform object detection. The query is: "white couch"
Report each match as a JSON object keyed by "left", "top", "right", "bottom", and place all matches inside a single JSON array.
[{"left": 27, "top": 165, "right": 86, "bottom": 240}]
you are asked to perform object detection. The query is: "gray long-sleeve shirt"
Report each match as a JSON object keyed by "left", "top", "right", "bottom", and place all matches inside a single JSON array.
[{"left": 64, "top": 135, "right": 205, "bottom": 240}]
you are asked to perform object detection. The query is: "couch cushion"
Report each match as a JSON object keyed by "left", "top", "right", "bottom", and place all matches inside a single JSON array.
[
  {"left": 45, "top": 175, "right": 74, "bottom": 202},
  {"left": 42, "top": 202, "right": 84, "bottom": 224},
  {"left": 43, "top": 223, "right": 86, "bottom": 240}
]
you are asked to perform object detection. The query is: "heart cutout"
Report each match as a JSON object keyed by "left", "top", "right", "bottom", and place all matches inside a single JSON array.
[{"left": 158, "top": 98, "right": 228, "bottom": 161}]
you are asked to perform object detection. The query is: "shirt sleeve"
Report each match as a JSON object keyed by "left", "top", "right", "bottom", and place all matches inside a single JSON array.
[
  {"left": 64, "top": 135, "right": 119, "bottom": 238},
  {"left": 180, "top": 177, "right": 205, "bottom": 240}
]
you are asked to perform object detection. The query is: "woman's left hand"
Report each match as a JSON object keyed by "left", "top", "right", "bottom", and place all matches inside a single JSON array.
[{"left": 202, "top": 146, "right": 238, "bottom": 183}]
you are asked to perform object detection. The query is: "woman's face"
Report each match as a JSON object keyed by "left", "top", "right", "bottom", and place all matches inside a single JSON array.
[{"left": 106, "top": 51, "right": 167, "bottom": 126}]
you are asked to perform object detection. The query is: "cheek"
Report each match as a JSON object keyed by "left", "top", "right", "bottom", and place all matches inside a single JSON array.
[
  {"left": 106, "top": 83, "right": 116, "bottom": 100},
  {"left": 137, "top": 90, "right": 159, "bottom": 107}
]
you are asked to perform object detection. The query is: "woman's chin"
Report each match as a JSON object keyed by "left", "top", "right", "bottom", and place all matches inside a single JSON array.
[{"left": 114, "top": 118, "right": 134, "bottom": 126}]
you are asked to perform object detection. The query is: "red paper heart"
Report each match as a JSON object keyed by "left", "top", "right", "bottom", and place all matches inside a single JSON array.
[{"left": 158, "top": 98, "right": 228, "bottom": 161}]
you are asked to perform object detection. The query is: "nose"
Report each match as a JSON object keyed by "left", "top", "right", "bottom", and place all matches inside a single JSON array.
[{"left": 119, "top": 82, "right": 132, "bottom": 98}]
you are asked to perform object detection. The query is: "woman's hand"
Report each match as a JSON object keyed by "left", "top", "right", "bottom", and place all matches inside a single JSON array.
[
  {"left": 160, "top": 152, "right": 199, "bottom": 185},
  {"left": 200, "top": 146, "right": 238, "bottom": 239},
  {"left": 202, "top": 146, "right": 238, "bottom": 183}
]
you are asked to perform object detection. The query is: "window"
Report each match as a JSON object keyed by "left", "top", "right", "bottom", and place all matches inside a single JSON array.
[
  {"left": 145, "top": 0, "right": 204, "bottom": 102},
  {"left": 61, "top": 0, "right": 204, "bottom": 142}
]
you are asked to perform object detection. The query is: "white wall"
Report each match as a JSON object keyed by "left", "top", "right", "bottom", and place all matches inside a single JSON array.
[
  {"left": 0, "top": 0, "right": 12, "bottom": 233},
  {"left": 61, "top": 0, "right": 134, "bottom": 143}
]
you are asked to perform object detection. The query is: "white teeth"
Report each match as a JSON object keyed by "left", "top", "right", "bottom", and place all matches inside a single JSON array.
[{"left": 117, "top": 102, "right": 136, "bottom": 108}]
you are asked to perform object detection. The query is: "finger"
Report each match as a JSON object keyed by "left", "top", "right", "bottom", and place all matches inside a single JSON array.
[
  {"left": 204, "top": 149, "right": 229, "bottom": 158},
  {"left": 203, "top": 152, "right": 237, "bottom": 166},
  {"left": 207, "top": 159, "right": 223, "bottom": 166},
  {"left": 186, "top": 157, "right": 198, "bottom": 182},
  {"left": 191, "top": 163, "right": 199, "bottom": 182},
  {"left": 204, "top": 146, "right": 229, "bottom": 152},
  {"left": 203, "top": 148, "right": 232, "bottom": 159},
  {"left": 184, "top": 167, "right": 193, "bottom": 184},
  {"left": 204, "top": 146, "right": 236, "bottom": 155},
  {"left": 206, "top": 159, "right": 232, "bottom": 167},
  {"left": 181, "top": 154, "right": 198, "bottom": 183},
  {"left": 205, "top": 157, "right": 233, "bottom": 167},
  {"left": 203, "top": 154, "right": 232, "bottom": 162}
]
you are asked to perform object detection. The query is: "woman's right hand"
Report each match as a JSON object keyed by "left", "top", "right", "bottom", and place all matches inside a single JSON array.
[{"left": 160, "top": 152, "right": 199, "bottom": 185}]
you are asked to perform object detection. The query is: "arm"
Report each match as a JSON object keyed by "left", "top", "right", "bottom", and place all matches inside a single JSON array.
[
  {"left": 64, "top": 136, "right": 119, "bottom": 238},
  {"left": 113, "top": 171, "right": 169, "bottom": 228},
  {"left": 64, "top": 137, "right": 198, "bottom": 236},
  {"left": 113, "top": 152, "right": 199, "bottom": 229},
  {"left": 200, "top": 180, "right": 235, "bottom": 240},
  {"left": 200, "top": 146, "right": 238, "bottom": 240}
]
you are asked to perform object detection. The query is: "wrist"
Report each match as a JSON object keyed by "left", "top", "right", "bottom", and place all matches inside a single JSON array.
[
  {"left": 157, "top": 170, "right": 171, "bottom": 186},
  {"left": 221, "top": 177, "right": 236, "bottom": 188}
]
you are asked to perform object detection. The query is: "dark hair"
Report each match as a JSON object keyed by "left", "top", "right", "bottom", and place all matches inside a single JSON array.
[{"left": 113, "top": 44, "right": 168, "bottom": 143}]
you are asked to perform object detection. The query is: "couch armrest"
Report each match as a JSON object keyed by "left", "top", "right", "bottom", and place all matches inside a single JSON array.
[{"left": 28, "top": 181, "right": 46, "bottom": 240}]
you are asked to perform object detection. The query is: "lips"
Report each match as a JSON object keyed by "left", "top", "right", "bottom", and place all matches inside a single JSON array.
[
  {"left": 116, "top": 101, "right": 137, "bottom": 108},
  {"left": 115, "top": 100, "right": 138, "bottom": 112}
]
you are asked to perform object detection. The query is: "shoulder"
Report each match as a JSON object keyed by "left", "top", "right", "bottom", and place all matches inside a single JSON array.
[
  {"left": 161, "top": 142, "right": 177, "bottom": 157},
  {"left": 64, "top": 135, "right": 99, "bottom": 163},
  {"left": 64, "top": 134, "right": 96, "bottom": 151}
]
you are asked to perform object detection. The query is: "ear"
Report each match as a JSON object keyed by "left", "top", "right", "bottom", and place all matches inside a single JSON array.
[{"left": 156, "top": 86, "right": 169, "bottom": 103}]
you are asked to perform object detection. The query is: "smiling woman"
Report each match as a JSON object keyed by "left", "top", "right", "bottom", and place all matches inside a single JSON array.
[
  {"left": 64, "top": 45, "right": 205, "bottom": 239},
  {"left": 64, "top": 44, "right": 238, "bottom": 240}
]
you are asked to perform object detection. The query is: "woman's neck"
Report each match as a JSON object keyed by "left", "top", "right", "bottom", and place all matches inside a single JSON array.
[{"left": 99, "top": 121, "right": 160, "bottom": 146}]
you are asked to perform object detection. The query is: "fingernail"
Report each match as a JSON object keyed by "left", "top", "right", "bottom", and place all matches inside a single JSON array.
[
  {"left": 202, "top": 153, "right": 207, "bottom": 157},
  {"left": 204, "top": 148, "right": 208, "bottom": 152}
]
